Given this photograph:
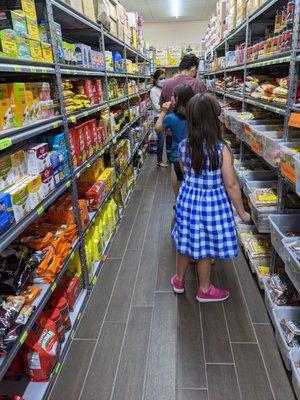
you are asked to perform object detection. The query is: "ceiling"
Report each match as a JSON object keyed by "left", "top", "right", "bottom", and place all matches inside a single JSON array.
[{"left": 120, "top": 0, "right": 217, "bottom": 23}]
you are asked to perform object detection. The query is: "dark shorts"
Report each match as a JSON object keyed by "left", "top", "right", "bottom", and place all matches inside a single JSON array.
[{"left": 173, "top": 162, "right": 184, "bottom": 182}]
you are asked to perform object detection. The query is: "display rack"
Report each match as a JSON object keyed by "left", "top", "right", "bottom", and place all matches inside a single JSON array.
[
  {"left": 205, "top": 0, "right": 300, "bottom": 251},
  {"left": 0, "top": 0, "right": 151, "bottom": 398}
]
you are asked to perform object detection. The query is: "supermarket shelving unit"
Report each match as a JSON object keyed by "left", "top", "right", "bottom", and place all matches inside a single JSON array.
[
  {"left": 204, "top": 0, "right": 300, "bottom": 273},
  {"left": 0, "top": 0, "right": 151, "bottom": 398}
]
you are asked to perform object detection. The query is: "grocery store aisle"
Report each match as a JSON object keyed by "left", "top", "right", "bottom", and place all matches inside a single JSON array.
[{"left": 50, "top": 155, "right": 295, "bottom": 400}]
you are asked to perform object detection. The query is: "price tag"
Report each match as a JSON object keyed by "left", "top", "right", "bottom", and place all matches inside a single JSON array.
[
  {"left": 51, "top": 282, "right": 57, "bottom": 292},
  {"left": 41, "top": 68, "right": 47, "bottom": 73},
  {"left": 0, "top": 138, "right": 12, "bottom": 151},
  {"left": 70, "top": 115, "right": 77, "bottom": 123},
  {"left": 70, "top": 251, "right": 75, "bottom": 261},
  {"left": 37, "top": 206, "right": 44, "bottom": 216},
  {"left": 55, "top": 362, "right": 61, "bottom": 374},
  {"left": 76, "top": 171, "right": 80, "bottom": 178},
  {"left": 92, "top": 276, "right": 97, "bottom": 285},
  {"left": 14, "top": 66, "right": 22, "bottom": 72},
  {"left": 30, "top": 66, "right": 37, "bottom": 73},
  {"left": 77, "top": 312, "right": 82, "bottom": 320},
  {"left": 83, "top": 111, "right": 88, "bottom": 117},
  {"left": 65, "top": 180, "right": 71, "bottom": 188},
  {"left": 291, "top": 263, "right": 297, "bottom": 273},
  {"left": 52, "top": 121, "right": 59, "bottom": 129},
  {"left": 87, "top": 162, "right": 91, "bottom": 168},
  {"left": 113, "top": 137, "right": 117, "bottom": 144},
  {"left": 19, "top": 331, "right": 28, "bottom": 344},
  {"left": 71, "top": 330, "right": 75, "bottom": 339}
]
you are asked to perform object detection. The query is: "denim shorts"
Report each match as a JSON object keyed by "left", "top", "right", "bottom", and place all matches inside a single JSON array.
[{"left": 173, "top": 162, "right": 184, "bottom": 182}]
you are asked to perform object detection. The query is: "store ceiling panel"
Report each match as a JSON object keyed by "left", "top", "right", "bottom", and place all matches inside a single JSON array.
[{"left": 120, "top": 0, "right": 216, "bottom": 22}]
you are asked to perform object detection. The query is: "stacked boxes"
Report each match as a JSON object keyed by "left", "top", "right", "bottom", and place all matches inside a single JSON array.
[{"left": 0, "top": 0, "right": 53, "bottom": 62}]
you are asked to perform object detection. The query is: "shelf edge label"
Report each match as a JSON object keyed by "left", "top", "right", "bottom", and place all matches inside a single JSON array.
[{"left": 0, "top": 138, "right": 12, "bottom": 151}]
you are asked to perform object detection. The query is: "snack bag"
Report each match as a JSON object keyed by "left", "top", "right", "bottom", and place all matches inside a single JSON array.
[{"left": 23, "top": 313, "right": 60, "bottom": 382}]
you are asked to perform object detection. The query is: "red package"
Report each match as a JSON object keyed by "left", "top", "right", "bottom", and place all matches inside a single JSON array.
[
  {"left": 88, "top": 120, "right": 98, "bottom": 152},
  {"left": 46, "top": 307, "right": 65, "bottom": 344},
  {"left": 51, "top": 296, "right": 71, "bottom": 331},
  {"left": 84, "top": 181, "right": 105, "bottom": 211},
  {"left": 92, "top": 79, "right": 103, "bottom": 103},
  {"left": 4, "top": 352, "right": 24, "bottom": 381},
  {"left": 23, "top": 313, "right": 60, "bottom": 382},
  {"left": 74, "top": 80, "right": 94, "bottom": 103},
  {"left": 65, "top": 275, "right": 81, "bottom": 311},
  {"left": 83, "top": 122, "right": 93, "bottom": 158},
  {"left": 76, "top": 124, "right": 87, "bottom": 163},
  {"left": 69, "top": 127, "right": 81, "bottom": 167}
]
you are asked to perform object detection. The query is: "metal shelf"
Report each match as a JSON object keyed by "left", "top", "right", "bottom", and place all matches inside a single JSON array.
[
  {"left": 244, "top": 97, "right": 286, "bottom": 115},
  {"left": 60, "top": 65, "right": 106, "bottom": 77},
  {"left": 109, "top": 96, "right": 129, "bottom": 107},
  {"left": 0, "top": 116, "right": 63, "bottom": 149},
  {"left": 247, "top": 53, "right": 291, "bottom": 69},
  {"left": 0, "top": 238, "right": 81, "bottom": 381},
  {"left": 0, "top": 59, "right": 55, "bottom": 74},
  {"left": 0, "top": 179, "right": 71, "bottom": 253},
  {"left": 224, "top": 92, "right": 243, "bottom": 101}
]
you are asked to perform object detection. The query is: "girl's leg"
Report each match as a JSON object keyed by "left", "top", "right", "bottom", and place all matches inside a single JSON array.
[
  {"left": 196, "top": 257, "right": 212, "bottom": 292},
  {"left": 156, "top": 132, "right": 164, "bottom": 164},
  {"left": 166, "top": 134, "right": 172, "bottom": 161},
  {"left": 171, "top": 167, "right": 180, "bottom": 198},
  {"left": 177, "top": 253, "right": 190, "bottom": 281}
]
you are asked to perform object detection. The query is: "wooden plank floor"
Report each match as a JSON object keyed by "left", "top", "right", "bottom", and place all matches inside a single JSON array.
[{"left": 49, "top": 155, "right": 296, "bottom": 400}]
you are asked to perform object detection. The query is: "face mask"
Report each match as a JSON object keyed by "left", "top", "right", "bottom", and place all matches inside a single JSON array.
[{"left": 157, "top": 79, "right": 165, "bottom": 87}]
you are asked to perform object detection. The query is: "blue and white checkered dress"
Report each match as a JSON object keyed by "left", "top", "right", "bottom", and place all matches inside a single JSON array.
[{"left": 171, "top": 139, "right": 238, "bottom": 260}]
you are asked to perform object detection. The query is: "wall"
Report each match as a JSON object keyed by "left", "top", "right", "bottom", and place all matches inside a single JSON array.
[{"left": 143, "top": 21, "right": 208, "bottom": 48}]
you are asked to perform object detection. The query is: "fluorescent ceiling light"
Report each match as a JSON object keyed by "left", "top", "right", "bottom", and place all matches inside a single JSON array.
[{"left": 173, "top": 0, "right": 179, "bottom": 18}]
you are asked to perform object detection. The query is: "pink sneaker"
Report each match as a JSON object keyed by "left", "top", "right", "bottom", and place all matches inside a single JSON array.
[
  {"left": 171, "top": 274, "right": 185, "bottom": 294},
  {"left": 196, "top": 284, "right": 230, "bottom": 303}
]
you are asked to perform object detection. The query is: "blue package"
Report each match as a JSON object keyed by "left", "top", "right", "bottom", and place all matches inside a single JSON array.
[
  {"left": 46, "top": 132, "right": 66, "bottom": 149},
  {"left": 50, "top": 151, "right": 65, "bottom": 169},
  {"left": 0, "top": 193, "right": 15, "bottom": 235},
  {"left": 53, "top": 163, "right": 66, "bottom": 186},
  {"left": 113, "top": 51, "right": 124, "bottom": 72},
  {"left": 64, "top": 164, "right": 71, "bottom": 178}
]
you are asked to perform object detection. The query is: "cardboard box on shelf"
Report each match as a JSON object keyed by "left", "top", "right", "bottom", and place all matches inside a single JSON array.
[
  {"left": 236, "top": 0, "right": 246, "bottom": 25},
  {"left": 62, "top": 0, "right": 83, "bottom": 13},
  {"left": 117, "top": 2, "right": 128, "bottom": 28},
  {"left": 82, "top": 0, "right": 96, "bottom": 21},
  {"left": 109, "top": 17, "right": 118, "bottom": 37},
  {"left": 108, "top": 0, "right": 118, "bottom": 21},
  {"left": 127, "top": 12, "right": 136, "bottom": 29},
  {"left": 117, "top": 21, "right": 124, "bottom": 41},
  {"left": 0, "top": 0, "right": 37, "bottom": 20}
]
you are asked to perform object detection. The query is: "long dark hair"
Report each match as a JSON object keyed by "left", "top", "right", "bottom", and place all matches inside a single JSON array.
[
  {"left": 152, "top": 69, "right": 165, "bottom": 86},
  {"left": 187, "top": 93, "right": 225, "bottom": 174},
  {"left": 173, "top": 84, "right": 194, "bottom": 119}
]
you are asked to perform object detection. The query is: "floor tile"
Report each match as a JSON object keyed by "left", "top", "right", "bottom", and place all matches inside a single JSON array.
[
  {"left": 75, "top": 259, "right": 121, "bottom": 339},
  {"left": 254, "top": 324, "right": 295, "bottom": 400},
  {"left": 233, "top": 343, "right": 274, "bottom": 400},
  {"left": 234, "top": 251, "right": 269, "bottom": 323},
  {"left": 106, "top": 249, "right": 141, "bottom": 322},
  {"left": 207, "top": 364, "right": 241, "bottom": 400},
  {"left": 112, "top": 307, "right": 152, "bottom": 400},
  {"left": 50, "top": 340, "right": 95, "bottom": 400},
  {"left": 127, "top": 210, "right": 150, "bottom": 250},
  {"left": 176, "top": 389, "right": 208, "bottom": 400},
  {"left": 80, "top": 322, "right": 125, "bottom": 400},
  {"left": 216, "top": 260, "right": 256, "bottom": 343},
  {"left": 124, "top": 189, "right": 143, "bottom": 216},
  {"left": 177, "top": 281, "right": 207, "bottom": 389},
  {"left": 144, "top": 292, "right": 176, "bottom": 400},
  {"left": 107, "top": 215, "right": 134, "bottom": 259}
]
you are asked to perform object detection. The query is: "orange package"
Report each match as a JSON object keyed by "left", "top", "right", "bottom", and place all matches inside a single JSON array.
[
  {"left": 34, "top": 249, "right": 62, "bottom": 284},
  {"left": 21, "top": 285, "right": 42, "bottom": 304}
]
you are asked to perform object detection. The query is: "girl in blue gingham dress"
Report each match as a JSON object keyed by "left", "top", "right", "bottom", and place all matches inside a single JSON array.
[{"left": 170, "top": 94, "right": 251, "bottom": 303}]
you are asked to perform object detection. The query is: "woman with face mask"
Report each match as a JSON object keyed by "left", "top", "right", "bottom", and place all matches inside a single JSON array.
[{"left": 150, "top": 69, "right": 167, "bottom": 167}]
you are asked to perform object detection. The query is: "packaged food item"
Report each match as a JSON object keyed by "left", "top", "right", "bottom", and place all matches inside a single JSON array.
[
  {"left": 25, "top": 143, "right": 50, "bottom": 175},
  {"left": 11, "top": 82, "right": 26, "bottom": 127},
  {"left": 0, "top": 245, "right": 44, "bottom": 294},
  {"left": 0, "top": 295, "right": 25, "bottom": 337},
  {"left": 46, "top": 307, "right": 65, "bottom": 343},
  {"left": 5, "top": 179, "right": 31, "bottom": 222},
  {"left": 0, "top": 154, "right": 15, "bottom": 191},
  {"left": 3, "top": 353, "right": 24, "bottom": 380},
  {"left": 40, "top": 167, "right": 55, "bottom": 196},
  {"left": 267, "top": 273, "right": 300, "bottom": 305},
  {"left": 281, "top": 318, "right": 300, "bottom": 347},
  {"left": 0, "top": 83, "right": 14, "bottom": 130},
  {"left": 0, "top": 0, "right": 38, "bottom": 20},
  {"left": 10, "top": 150, "right": 26, "bottom": 181},
  {"left": 20, "top": 285, "right": 41, "bottom": 304},
  {"left": 24, "top": 313, "right": 60, "bottom": 382},
  {"left": 28, "top": 39, "right": 42, "bottom": 61},
  {"left": 84, "top": 181, "right": 105, "bottom": 211},
  {"left": 25, "top": 15, "right": 39, "bottom": 40},
  {"left": 0, "top": 10, "right": 27, "bottom": 36},
  {"left": 41, "top": 42, "right": 53, "bottom": 62},
  {"left": 0, "top": 193, "right": 15, "bottom": 235},
  {"left": 51, "top": 296, "right": 71, "bottom": 331},
  {"left": 65, "top": 275, "right": 81, "bottom": 311},
  {"left": 16, "top": 36, "right": 31, "bottom": 60},
  {"left": 53, "top": 164, "right": 66, "bottom": 186},
  {"left": 21, "top": 175, "right": 45, "bottom": 208},
  {"left": 0, "top": 29, "right": 17, "bottom": 58}
]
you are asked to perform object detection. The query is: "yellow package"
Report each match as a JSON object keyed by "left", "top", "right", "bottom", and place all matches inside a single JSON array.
[
  {"left": 26, "top": 16, "right": 40, "bottom": 41},
  {"left": 11, "top": 83, "right": 26, "bottom": 127},
  {"left": 19, "top": 0, "right": 37, "bottom": 20},
  {"left": 41, "top": 42, "right": 53, "bottom": 62},
  {"left": 28, "top": 39, "right": 42, "bottom": 61},
  {"left": 0, "top": 29, "right": 17, "bottom": 58},
  {"left": 0, "top": 84, "right": 14, "bottom": 130}
]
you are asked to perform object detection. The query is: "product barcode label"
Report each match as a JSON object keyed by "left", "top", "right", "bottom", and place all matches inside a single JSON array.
[{"left": 28, "top": 352, "right": 42, "bottom": 370}]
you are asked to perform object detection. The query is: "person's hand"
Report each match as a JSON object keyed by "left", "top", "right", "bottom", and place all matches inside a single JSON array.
[
  {"left": 162, "top": 101, "right": 171, "bottom": 113},
  {"left": 239, "top": 211, "right": 251, "bottom": 224}
]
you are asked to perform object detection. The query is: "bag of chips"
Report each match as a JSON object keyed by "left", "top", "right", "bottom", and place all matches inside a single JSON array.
[
  {"left": 23, "top": 313, "right": 60, "bottom": 382},
  {"left": 0, "top": 296, "right": 25, "bottom": 338}
]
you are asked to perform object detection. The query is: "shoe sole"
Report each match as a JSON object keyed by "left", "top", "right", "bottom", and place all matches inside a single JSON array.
[
  {"left": 196, "top": 294, "right": 230, "bottom": 303},
  {"left": 171, "top": 280, "right": 185, "bottom": 294}
]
